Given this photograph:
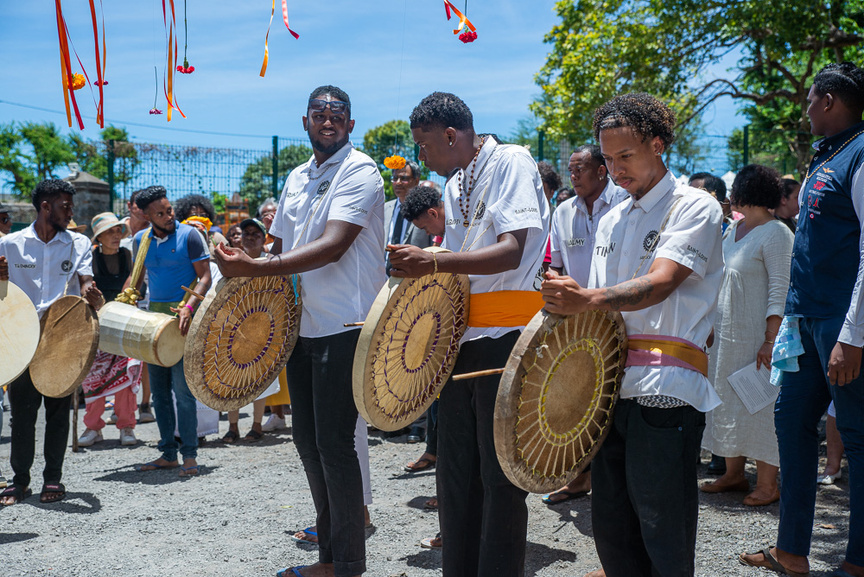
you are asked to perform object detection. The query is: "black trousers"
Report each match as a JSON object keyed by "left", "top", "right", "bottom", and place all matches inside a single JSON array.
[
  {"left": 591, "top": 399, "right": 706, "bottom": 577},
  {"left": 8, "top": 369, "right": 72, "bottom": 489},
  {"left": 438, "top": 331, "right": 528, "bottom": 577},
  {"left": 285, "top": 329, "right": 365, "bottom": 577}
]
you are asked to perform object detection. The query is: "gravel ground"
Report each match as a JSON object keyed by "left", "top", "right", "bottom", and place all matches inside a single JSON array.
[{"left": 0, "top": 404, "right": 851, "bottom": 577}]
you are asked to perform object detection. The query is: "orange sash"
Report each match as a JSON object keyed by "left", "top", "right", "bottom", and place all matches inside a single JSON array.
[
  {"left": 467, "top": 291, "right": 544, "bottom": 328},
  {"left": 626, "top": 336, "right": 709, "bottom": 377}
]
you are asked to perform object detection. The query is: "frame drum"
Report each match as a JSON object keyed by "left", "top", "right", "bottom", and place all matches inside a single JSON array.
[{"left": 0, "top": 280, "right": 40, "bottom": 387}]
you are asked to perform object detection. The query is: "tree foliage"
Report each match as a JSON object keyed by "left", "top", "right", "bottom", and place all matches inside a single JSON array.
[
  {"left": 362, "top": 120, "right": 427, "bottom": 198},
  {"left": 69, "top": 125, "right": 139, "bottom": 186},
  {"left": 239, "top": 144, "right": 312, "bottom": 209},
  {"left": 534, "top": 0, "right": 864, "bottom": 176},
  {"left": 0, "top": 122, "right": 76, "bottom": 197}
]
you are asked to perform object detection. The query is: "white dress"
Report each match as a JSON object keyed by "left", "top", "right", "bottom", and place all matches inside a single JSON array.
[{"left": 703, "top": 219, "right": 793, "bottom": 465}]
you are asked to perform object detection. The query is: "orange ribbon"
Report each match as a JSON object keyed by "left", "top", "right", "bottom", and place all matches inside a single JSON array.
[
  {"left": 87, "top": 0, "right": 105, "bottom": 127},
  {"left": 260, "top": 0, "right": 300, "bottom": 77},
  {"left": 54, "top": 0, "right": 84, "bottom": 129},
  {"left": 467, "top": 291, "right": 544, "bottom": 328},
  {"left": 162, "top": 0, "right": 186, "bottom": 121},
  {"left": 443, "top": 0, "right": 476, "bottom": 34}
]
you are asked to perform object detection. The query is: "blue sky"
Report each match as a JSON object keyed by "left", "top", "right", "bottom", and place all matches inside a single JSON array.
[{"left": 0, "top": 1, "right": 743, "bottom": 158}]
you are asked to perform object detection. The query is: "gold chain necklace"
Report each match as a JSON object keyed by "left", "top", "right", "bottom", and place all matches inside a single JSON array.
[
  {"left": 456, "top": 137, "right": 486, "bottom": 226},
  {"left": 805, "top": 129, "right": 864, "bottom": 181}
]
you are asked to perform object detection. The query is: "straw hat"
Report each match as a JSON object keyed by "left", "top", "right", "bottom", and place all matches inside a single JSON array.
[
  {"left": 90, "top": 212, "right": 127, "bottom": 238},
  {"left": 67, "top": 219, "right": 88, "bottom": 234}
]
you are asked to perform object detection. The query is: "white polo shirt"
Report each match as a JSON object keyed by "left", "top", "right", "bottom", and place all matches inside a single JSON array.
[
  {"left": 440, "top": 137, "right": 550, "bottom": 342},
  {"left": 0, "top": 223, "right": 93, "bottom": 317},
  {"left": 271, "top": 141, "right": 386, "bottom": 338},
  {"left": 550, "top": 180, "right": 628, "bottom": 285},
  {"left": 588, "top": 171, "right": 724, "bottom": 412}
]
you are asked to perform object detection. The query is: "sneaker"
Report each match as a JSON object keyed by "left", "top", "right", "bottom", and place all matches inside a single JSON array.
[
  {"left": 407, "top": 426, "right": 425, "bottom": 444},
  {"left": 106, "top": 412, "right": 118, "bottom": 425},
  {"left": 119, "top": 428, "right": 137, "bottom": 446},
  {"left": 78, "top": 429, "right": 103, "bottom": 447},
  {"left": 261, "top": 414, "right": 286, "bottom": 432},
  {"left": 138, "top": 403, "right": 156, "bottom": 424}
]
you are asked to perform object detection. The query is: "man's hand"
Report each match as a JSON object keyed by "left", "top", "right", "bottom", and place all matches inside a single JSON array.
[
  {"left": 541, "top": 269, "right": 594, "bottom": 315},
  {"left": 0, "top": 256, "right": 7, "bottom": 281},
  {"left": 827, "top": 341, "right": 863, "bottom": 386},
  {"left": 82, "top": 283, "right": 105, "bottom": 311},
  {"left": 214, "top": 243, "right": 256, "bottom": 278},
  {"left": 170, "top": 304, "right": 193, "bottom": 336},
  {"left": 388, "top": 244, "right": 435, "bottom": 278}
]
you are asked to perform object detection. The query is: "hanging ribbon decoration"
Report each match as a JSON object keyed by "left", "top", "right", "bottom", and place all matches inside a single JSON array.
[
  {"left": 161, "top": 0, "right": 186, "bottom": 121},
  {"left": 260, "top": 0, "right": 300, "bottom": 77},
  {"left": 54, "top": 0, "right": 85, "bottom": 129},
  {"left": 443, "top": 0, "right": 477, "bottom": 42},
  {"left": 87, "top": 0, "right": 106, "bottom": 127}
]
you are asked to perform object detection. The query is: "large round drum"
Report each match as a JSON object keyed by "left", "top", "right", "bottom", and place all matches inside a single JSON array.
[
  {"left": 98, "top": 301, "right": 184, "bottom": 367},
  {"left": 0, "top": 280, "right": 40, "bottom": 387},
  {"left": 353, "top": 247, "right": 470, "bottom": 432},
  {"left": 30, "top": 295, "right": 100, "bottom": 398},
  {"left": 494, "top": 309, "right": 627, "bottom": 493},
  {"left": 185, "top": 275, "right": 301, "bottom": 412}
]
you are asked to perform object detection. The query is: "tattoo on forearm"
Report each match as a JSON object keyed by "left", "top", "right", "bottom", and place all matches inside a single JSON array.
[{"left": 603, "top": 278, "right": 654, "bottom": 311}]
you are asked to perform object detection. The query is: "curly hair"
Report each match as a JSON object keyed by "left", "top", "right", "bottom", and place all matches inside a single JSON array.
[
  {"left": 401, "top": 185, "right": 442, "bottom": 221},
  {"left": 537, "top": 161, "right": 562, "bottom": 191},
  {"left": 32, "top": 179, "right": 76, "bottom": 210},
  {"left": 134, "top": 185, "right": 168, "bottom": 211},
  {"left": 410, "top": 92, "right": 474, "bottom": 131},
  {"left": 592, "top": 93, "right": 676, "bottom": 148},
  {"left": 730, "top": 164, "right": 783, "bottom": 210},
  {"left": 813, "top": 62, "right": 864, "bottom": 112},
  {"left": 174, "top": 194, "right": 216, "bottom": 222}
]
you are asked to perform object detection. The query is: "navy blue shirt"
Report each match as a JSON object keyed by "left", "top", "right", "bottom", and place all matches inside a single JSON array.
[{"left": 785, "top": 121, "right": 864, "bottom": 320}]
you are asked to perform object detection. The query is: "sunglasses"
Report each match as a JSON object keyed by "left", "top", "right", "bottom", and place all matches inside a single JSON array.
[{"left": 308, "top": 98, "right": 349, "bottom": 114}]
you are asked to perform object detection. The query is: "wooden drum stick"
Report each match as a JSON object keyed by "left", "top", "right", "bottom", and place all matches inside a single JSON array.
[{"left": 451, "top": 368, "right": 505, "bottom": 381}]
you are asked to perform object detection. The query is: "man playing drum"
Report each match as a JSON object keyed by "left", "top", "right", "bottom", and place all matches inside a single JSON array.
[
  {"left": 129, "top": 185, "right": 211, "bottom": 477},
  {"left": 389, "top": 91, "right": 550, "bottom": 577},
  {"left": 541, "top": 93, "right": 724, "bottom": 577},
  {"left": 0, "top": 179, "right": 104, "bottom": 505},
  {"left": 214, "top": 85, "right": 385, "bottom": 577}
]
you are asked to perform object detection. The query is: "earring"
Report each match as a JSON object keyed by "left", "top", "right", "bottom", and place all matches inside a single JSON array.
[{"left": 449, "top": 142, "right": 453, "bottom": 147}]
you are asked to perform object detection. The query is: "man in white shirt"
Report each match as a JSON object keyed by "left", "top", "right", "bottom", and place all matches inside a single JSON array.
[
  {"left": 390, "top": 92, "right": 549, "bottom": 577},
  {"left": 215, "top": 85, "right": 384, "bottom": 577},
  {"left": 541, "top": 93, "right": 723, "bottom": 577},
  {"left": 0, "top": 179, "right": 103, "bottom": 506}
]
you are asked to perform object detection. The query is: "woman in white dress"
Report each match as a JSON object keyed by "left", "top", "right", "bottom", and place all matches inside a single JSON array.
[{"left": 702, "top": 164, "right": 794, "bottom": 506}]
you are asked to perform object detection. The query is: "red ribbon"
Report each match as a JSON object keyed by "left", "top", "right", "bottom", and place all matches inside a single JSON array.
[
  {"left": 88, "top": 0, "right": 105, "bottom": 127},
  {"left": 54, "top": 0, "right": 84, "bottom": 130},
  {"left": 442, "top": 0, "right": 476, "bottom": 34},
  {"left": 260, "top": 0, "right": 299, "bottom": 77},
  {"left": 161, "top": 0, "right": 186, "bottom": 121}
]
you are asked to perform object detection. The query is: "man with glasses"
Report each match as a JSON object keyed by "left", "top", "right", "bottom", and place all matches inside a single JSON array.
[
  {"left": 215, "top": 85, "right": 384, "bottom": 577},
  {"left": 386, "top": 160, "right": 432, "bottom": 275},
  {"left": 0, "top": 202, "right": 12, "bottom": 237}
]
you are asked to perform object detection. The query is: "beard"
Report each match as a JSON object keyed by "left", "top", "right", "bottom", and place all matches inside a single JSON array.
[
  {"left": 152, "top": 219, "right": 176, "bottom": 236},
  {"left": 308, "top": 132, "right": 349, "bottom": 157},
  {"left": 47, "top": 210, "right": 68, "bottom": 232}
]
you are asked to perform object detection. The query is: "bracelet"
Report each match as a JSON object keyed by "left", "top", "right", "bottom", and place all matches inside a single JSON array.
[
  {"left": 432, "top": 252, "right": 438, "bottom": 275},
  {"left": 764, "top": 339, "right": 774, "bottom": 345},
  {"left": 185, "top": 303, "right": 195, "bottom": 312}
]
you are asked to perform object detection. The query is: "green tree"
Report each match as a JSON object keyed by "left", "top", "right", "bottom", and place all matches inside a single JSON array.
[
  {"left": 69, "top": 125, "right": 139, "bottom": 186},
  {"left": 362, "top": 120, "right": 430, "bottom": 198},
  {"left": 0, "top": 122, "right": 76, "bottom": 197},
  {"left": 533, "top": 0, "right": 864, "bottom": 176},
  {"left": 239, "top": 144, "right": 312, "bottom": 209},
  {"left": 508, "top": 115, "right": 561, "bottom": 170}
]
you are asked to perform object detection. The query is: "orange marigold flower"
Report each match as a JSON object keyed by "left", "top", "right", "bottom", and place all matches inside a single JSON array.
[
  {"left": 71, "top": 73, "right": 86, "bottom": 90},
  {"left": 384, "top": 155, "right": 407, "bottom": 170}
]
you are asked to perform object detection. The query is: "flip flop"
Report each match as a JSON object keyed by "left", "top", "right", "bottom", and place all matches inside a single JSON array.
[
  {"left": 135, "top": 460, "right": 179, "bottom": 472},
  {"left": 404, "top": 458, "right": 436, "bottom": 472},
  {"left": 542, "top": 489, "right": 589, "bottom": 505},
  {"left": 179, "top": 465, "right": 200, "bottom": 477},
  {"left": 291, "top": 527, "right": 318, "bottom": 545},
  {"left": 0, "top": 485, "right": 31, "bottom": 506},
  {"left": 276, "top": 565, "right": 307, "bottom": 577},
  {"left": 40, "top": 482, "right": 66, "bottom": 503},
  {"left": 738, "top": 548, "right": 811, "bottom": 576}
]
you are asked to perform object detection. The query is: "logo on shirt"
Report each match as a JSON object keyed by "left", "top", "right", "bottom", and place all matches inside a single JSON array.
[
  {"left": 474, "top": 201, "right": 486, "bottom": 221},
  {"left": 595, "top": 242, "right": 616, "bottom": 258},
  {"left": 61, "top": 260, "right": 73, "bottom": 273},
  {"left": 14, "top": 263, "right": 35, "bottom": 269},
  {"left": 642, "top": 230, "right": 659, "bottom": 252},
  {"left": 686, "top": 245, "right": 708, "bottom": 263},
  {"left": 515, "top": 207, "right": 538, "bottom": 215},
  {"left": 566, "top": 238, "right": 586, "bottom": 247},
  {"left": 445, "top": 218, "right": 463, "bottom": 226},
  {"left": 348, "top": 205, "right": 368, "bottom": 215},
  {"left": 813, "top": 181, "right": 826, "bottom": 191},
  {"left": 823, "top": 167, "right": 835, "bottom": 174},
  {"left": 533, "top": 265, "right": 545, "bottom": 291},
  {"left": 317, "top": 181, "right": 331, "bottom": 195}
]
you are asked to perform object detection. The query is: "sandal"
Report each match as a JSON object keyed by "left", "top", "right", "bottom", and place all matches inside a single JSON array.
[
  {"left": 179, "top": 465, "right": 200, "bottom": 477},
  {"left": 291, "top": 527, "right": 318, "bottom": 545},
  {"left": 244, "top": 429, "right": 263, "bottom": 442},
  {"left": 0, "top": 485, "right": 31, "bottom": 506},
  {"left": 40, "top": 482, "right": 66, "bottom": 503},
  {"left": 222, "top": 430, "right": 240, "bottom": 444},
  {"left": 405, "top": 457, "right": 436, "bottom": 472},
  {"left": 276, "top": 567, "right": 307, "bottom": 577},
  {"left": 739, "top": 548, "right": 810, "bottom": 576}
]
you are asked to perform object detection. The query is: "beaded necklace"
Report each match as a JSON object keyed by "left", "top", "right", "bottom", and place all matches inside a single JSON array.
[
  {"left": 805, "top": 129, "right": 864, "bottom": 181},
  {"left": 456, "top": 137, "right": 486, "bottom": 226}
]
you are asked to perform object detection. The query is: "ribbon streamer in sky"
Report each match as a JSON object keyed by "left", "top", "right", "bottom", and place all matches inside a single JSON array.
[
  {"left": 260, "top": 0, "right": 300, "bottom": 78},
  {"left": 443, "top": 0, "right": 476, "bottom": 36}
]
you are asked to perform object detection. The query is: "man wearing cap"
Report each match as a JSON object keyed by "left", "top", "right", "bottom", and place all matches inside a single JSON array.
[
  {"left": 0, "top": 179, "right": 104, "bottom": 506},
  {"left": 0, "top": 202, "right": 11, "bottom": 237}
]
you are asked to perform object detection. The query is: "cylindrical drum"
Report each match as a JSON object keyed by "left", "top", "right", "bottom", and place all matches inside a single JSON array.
[
  {"left": 30, "top": 295, "right": 100, "bottom": 398},
  {"left": 353, "top": 247, "right": 470, "bottom": 432},
  {"left": 97, "top": 301, "right": 185, "bottom": 367},
  {"left": 0, "top": 280, "right": 40, "bottom": 387},
  {"left": 494, "top": 309, "right": 627, "bottom": 493}
]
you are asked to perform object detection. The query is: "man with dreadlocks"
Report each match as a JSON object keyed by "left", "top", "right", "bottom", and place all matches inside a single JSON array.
[{"left": 541, "top": 93, "right": 723, "bottom": 577}]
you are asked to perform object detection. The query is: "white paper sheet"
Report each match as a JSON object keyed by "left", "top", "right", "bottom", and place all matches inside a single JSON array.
[{"left": 727, "top": 361, "right": 779, "bottom": 415}]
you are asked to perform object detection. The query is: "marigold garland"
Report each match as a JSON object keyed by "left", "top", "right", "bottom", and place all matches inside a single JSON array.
[
  {"left": 384, "top": 155, "right": 407, "bottom": 170},
  {"left": 71, "top": 73, "right": 86, "bottom": 90}
]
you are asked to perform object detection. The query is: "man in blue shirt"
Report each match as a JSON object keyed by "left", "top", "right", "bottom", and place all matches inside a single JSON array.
[
  {"left": 129, "top": 185, "right": 211, "bottom": 477},
  {"left": 741, "top": 62, "right": 864, "bottom": 577}
]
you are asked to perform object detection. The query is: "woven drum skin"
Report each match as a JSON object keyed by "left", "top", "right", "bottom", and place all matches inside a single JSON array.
[
  {"left": 494, "top": 309, "right": 627, "bottom": 493},
  {"left": 353, "top": 248, "right": 469, "bottom": 432},
  {"left": 184, "top": 275, "right": 301, "bottom": 412},
  {"left": 30, "top": 296, "right": 100, "bottom": 398}
]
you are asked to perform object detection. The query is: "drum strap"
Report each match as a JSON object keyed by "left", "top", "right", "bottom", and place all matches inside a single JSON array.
[
  {"left": 467, "top": 290, "right": 544, "bottom": 328},
  {"left": 625, "top": 334, "right": 708, "bottom": 377}
]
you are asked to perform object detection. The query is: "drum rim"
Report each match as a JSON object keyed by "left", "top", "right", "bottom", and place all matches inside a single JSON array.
[{"left": 0, "top": 280, "right": 40, "bottom": 387}]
